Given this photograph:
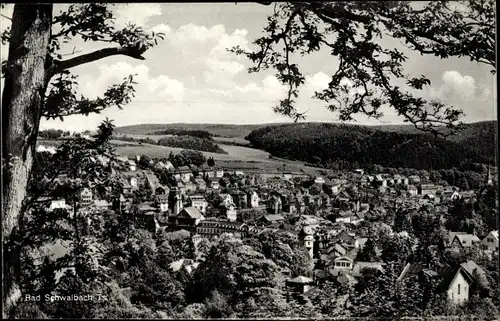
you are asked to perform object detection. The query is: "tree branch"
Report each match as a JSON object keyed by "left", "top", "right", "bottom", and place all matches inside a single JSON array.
[{"left": 49, "top": 44, "right": 146, "bottom": 76}]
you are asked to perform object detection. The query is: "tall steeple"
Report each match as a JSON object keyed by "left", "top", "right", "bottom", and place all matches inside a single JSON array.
[{"left": 486, "top": 165, "right": 493, "bottom": 186}]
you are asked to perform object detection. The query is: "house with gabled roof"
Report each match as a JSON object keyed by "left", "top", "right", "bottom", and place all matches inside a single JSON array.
[
  {"left": 333, "top": 230, "right": 356, "bottom": 247},
  {"left": 172, "top": 207, "right": 205, "bottom": 231},
  {"left": 440, "top": 190, "right": 461, "bottom": 203},
  {"left": 207, "top": 178, "right": 219, "bottom": 190},
  {"left": 480, "top": 230, "right": 499, "bottom": 252},
  {"left": 450, "top": 234, "right": 481, "bottom": 251},
  {"left": 330, "top": 256, "right": 354, "bottom": 276},
  {"left": 215, "top": 168, "right": 224, "bottom": 178},
  {"left": 406, "top": 185, "right": 418, "bottom": 196},
  {"left": 155, "top": 194, "right": 169, "bottom": 212},
  {"left": 286, "top": 275, "right": 314, "bottom": 294},
  {"left": 448, "top": 231, "right": 468, "bottom": 245},
  {"left": 169, "top": 258, "right": 199, "bottom": 275},
  {"left": 221, "top": 203, "right": 237, "bottom": 222},
  {"left": 260, "top": 214, "right": 285, "bottom": 225},
  {"left": 187, "top": 195, "right": 208, "bottom": 214},
  {"left": 419, "top": 184, "right": 438, "bottom": 195},
  {"left": 351, "top": 261, "right": 386, "bottom": 277},
  {"left": 398, "top": 262, "right": 473, "bottom": 305},
  {"left": 194, "top": 178, "right": 206, "bottom": 191}
]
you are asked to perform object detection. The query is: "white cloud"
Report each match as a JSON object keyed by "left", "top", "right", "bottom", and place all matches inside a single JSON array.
[
  {"left": 167, "top": 24, "right": 226, "bottom": 45},
  {"left": 430, "top": 70, "right": 476, "bottom": 102},
  {"left": 79, "top": 61, "right": 185, "bottom": 102},
  {"left": 204, "top": 58, "right": 245, "bottom": 81},
  {"left": 113, "top": 3, "right": 162, "bottom": 29},
  {"left": 150, "top": 24, "right": 172, "bottom": 35},
  {"left": 304, "top": 72, "right": 330, "bottom": 93}
]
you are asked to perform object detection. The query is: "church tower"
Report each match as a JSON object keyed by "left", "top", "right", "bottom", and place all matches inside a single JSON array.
[
  {"left": 168, "top": 187, "right": 183, "bottom": 215},
  {"left": 299, "top": 225, "right": 315, "bottom": 259}
]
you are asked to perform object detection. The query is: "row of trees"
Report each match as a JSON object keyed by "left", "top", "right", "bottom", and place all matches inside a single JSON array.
[
  {"left": 151, "top": 129, "right": 212, "bottom": 139},
  {"left": 157, "top": 136, "right": 227, "bottom": 154},
  {"left": 38, "top": 129, "right": 72, "bottom": 139}
]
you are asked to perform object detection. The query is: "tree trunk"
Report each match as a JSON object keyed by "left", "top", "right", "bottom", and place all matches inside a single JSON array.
[{"left": 2, "top": 4, "right": 52, "bottom": 317}]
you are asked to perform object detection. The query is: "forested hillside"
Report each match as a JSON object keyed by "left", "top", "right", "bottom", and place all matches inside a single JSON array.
[{"left": 246, "top": 122, "right": 496, "bottom": 170}]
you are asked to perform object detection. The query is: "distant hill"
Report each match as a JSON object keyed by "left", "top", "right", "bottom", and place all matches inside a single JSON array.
[
  {"left": 115, "top": 120, "right": 496, "bottom": 141},
  {"left": 370, "top": 120, "right": 497, "bottom": 142},
  {"left": 114, "top": 123, "right": 279, "bottom": 138},
  {"left": 245, "top": 121, "right": 496, "bottom": 170},
  {"left": 115, "top": 121, "right": 496, "bottom": 170}
]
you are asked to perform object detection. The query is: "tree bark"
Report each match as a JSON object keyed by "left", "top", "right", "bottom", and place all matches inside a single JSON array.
[{"left": 2, "top": 4, "right": 52, "bottom": 318}]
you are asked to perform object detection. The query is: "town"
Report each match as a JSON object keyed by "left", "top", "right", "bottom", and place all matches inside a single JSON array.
[{"left": 33, "top": 143, "right": 499, "bottom": 318}]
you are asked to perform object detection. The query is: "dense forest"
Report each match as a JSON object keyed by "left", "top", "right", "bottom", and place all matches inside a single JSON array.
[
  {"left": 115, "top": 135, "right": 227, "bottom": 154},
  {"left": 157, "top": 136, "right": 227, "bottom": 154},
  {"left": 245, "top": 123, "right": 496, "bottom": 170}
]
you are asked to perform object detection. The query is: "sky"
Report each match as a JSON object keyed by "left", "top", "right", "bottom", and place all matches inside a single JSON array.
[{"left": 0, "top": 3, "right": 497, "bottom": 132}]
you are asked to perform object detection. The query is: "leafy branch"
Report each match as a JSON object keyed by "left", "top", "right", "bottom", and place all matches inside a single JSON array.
[
  {"left": 239, "top": 1, "right": 495, "bottom": 136},
  {"left": 42, "top": 72, "right": 137, "bottom": 120}
]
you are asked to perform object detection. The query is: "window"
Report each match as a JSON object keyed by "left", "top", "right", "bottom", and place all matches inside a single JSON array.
[{"left": 458, "top": 284, "right": 460, "bottom": 295}]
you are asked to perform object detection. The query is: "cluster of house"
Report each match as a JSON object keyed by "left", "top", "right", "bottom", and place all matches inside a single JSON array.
[
  {"left": 34, "top": 150, "right": 497, "bottom": 307},
  {"left": 286, "top": 219, "right": 499, "bottom": 306}
]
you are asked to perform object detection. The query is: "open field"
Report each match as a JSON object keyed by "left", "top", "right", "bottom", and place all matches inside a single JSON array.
[
  {"left": 212, "top": 136, "right": 251, "bottom": 146},
  {"left": 112, "top": 140, "right": 270, "bottom": 161},
  {"left": 113, "top": 133, "right": 173, "bottom": 141},
  {"left": 37, "top": 137, "right": 330, "bottom": 175},
  {"left": 112, "top": 140, "right": 330, "bottom": 175}
]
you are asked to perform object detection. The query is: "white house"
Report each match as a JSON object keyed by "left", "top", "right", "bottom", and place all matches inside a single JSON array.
[
  {"left": 156, "top": 194, "right": 169, "bottom": 212},
  {"left": 209, "top": 179, "right": 219, "bottom": 190},
  {"left": 398, "top": 263, "right": 473, "bottom": 305},
  {"left": 480, "top": 230, "right": 499, "bottom": 252},
  {"left": 446, "top": 268, "right": 473, "bottom": 305},
  {"left": 128, "top": 160, "right": 136, "bottom": 171},
  {"left": 215, "top": 168, "right": 224, "bottom": 178},
  {"left": 249, "top": 191, "right": 260, "bottom": 208},
  {"left": 50, "top": 199, "right": 66, "bottom": 210},
  {"left": 224, "top": 204, "right": 237, "bottom": 222},
  {"left": 219, "top": 193, "right": 234, "bottom": 207},
  {"left": 188, "top": 195, "right": 208, "bottom": 214},
  {"left": 330, "top": 184, "right": 340, "bottom": 195},
  {"left": 314, "top": 176, "right": 325, "bottom": 184},
  {"left": 36, "top": 145, "right": 57, "bottom": 154},
  {"left": 407, "top": 185, "right": 418, "bottom": 196},
  {"left": 130, "top": 177, "right": 138, "bottom": 188},
  {"left": 331, "top": 256, "right": 354, "bottom": 276}
]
